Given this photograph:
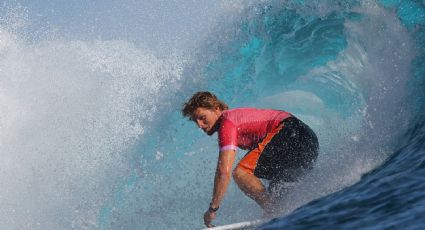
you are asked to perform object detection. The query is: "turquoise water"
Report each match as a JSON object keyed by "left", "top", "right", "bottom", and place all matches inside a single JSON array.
[
  {"left": 108, "top": 1, "right": 424, "bottom": 229},
  {"left": 259, "top": 1, "right": 425, "bottom": 229}
]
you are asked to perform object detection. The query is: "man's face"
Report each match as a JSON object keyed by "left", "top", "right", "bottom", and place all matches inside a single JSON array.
[{"left": 191, "top": 107, "right": 222, "bottom": 135}]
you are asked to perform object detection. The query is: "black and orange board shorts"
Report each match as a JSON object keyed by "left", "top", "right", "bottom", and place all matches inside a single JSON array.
[{"left": 236, "top": 117, "right": 319, "bottom": 182}]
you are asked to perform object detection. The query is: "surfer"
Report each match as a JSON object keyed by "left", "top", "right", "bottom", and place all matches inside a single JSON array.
[{"left": 182, "top": 91, "right": 319, "bottom": 228}]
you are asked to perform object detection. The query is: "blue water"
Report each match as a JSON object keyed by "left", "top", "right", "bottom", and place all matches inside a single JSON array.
[
  {"left": 260, "top": 122, "right": 425, "bottom": 229},
  {"left": 1, "top": 0, "right": 424, "bottom": 229}
]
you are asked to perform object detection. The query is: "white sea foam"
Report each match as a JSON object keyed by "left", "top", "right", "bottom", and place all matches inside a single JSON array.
[{"left": 0, "top": 26, "right": 182, "bottom": 229}]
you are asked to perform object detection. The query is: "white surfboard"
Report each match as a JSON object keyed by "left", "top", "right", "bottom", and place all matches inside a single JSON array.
[{"left": 202, "top": 219, "right": 268, "bottom": 230}]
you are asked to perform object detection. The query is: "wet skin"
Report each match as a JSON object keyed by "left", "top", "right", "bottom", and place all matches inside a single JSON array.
[{"left": 191, "top": 107, "right": 222, "bottom": 135}]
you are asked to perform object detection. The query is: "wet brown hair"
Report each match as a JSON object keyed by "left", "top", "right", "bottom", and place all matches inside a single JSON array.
[{"left": 182, "top": 91, "right": 228, "bottom": 118}]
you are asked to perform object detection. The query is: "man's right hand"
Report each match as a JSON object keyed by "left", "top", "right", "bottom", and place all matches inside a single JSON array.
[{"left": 203, "top": 209, "right": 216, "bottom": 228}]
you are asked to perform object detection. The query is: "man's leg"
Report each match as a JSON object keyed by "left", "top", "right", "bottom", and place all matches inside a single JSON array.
[{"left": 232, "top": 167, "right": 271, "bottom": 211}]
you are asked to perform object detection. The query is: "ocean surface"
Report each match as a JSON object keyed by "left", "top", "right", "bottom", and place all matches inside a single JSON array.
[{"left": 0, "top": 0, "right": 424, "bottom": 229}]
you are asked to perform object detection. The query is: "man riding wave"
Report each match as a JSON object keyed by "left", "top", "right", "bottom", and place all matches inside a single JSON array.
[{"left": 182, "top": 91, "right": 319, "bottom": 228}]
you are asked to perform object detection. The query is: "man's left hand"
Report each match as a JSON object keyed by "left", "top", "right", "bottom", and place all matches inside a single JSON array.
[{"left": 203, "top": 209, "right": 216, "bottom": 228}]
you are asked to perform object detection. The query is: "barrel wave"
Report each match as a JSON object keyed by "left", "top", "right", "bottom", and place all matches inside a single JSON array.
[{"left": 0, "top": 0, "right": 424, "bottom": 229}]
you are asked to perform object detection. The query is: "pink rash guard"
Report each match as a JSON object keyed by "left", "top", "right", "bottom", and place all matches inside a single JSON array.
[{"left": 218, "top": 108, "right": 292, "bottom": 152}]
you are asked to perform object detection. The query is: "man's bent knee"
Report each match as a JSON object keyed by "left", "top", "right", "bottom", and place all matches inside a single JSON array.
[
  {"left": 232, "top": 166, "right": 250, "bottom": 185},
  {"left": 232, "top": 166, "right": 243, "bottom": 182}
]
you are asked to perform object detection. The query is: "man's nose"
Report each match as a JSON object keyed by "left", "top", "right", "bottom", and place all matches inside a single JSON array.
[{"left": 196, "top": 120, "right": 204, "bottom": 128}]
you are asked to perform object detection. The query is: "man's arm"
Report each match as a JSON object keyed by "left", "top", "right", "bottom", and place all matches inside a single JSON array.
[
  {"left": 204, "top": 149, "right": 236, "bottom": 227},
  {"left": 210, "top": 149, "right": 236, "bottom": 208}
]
